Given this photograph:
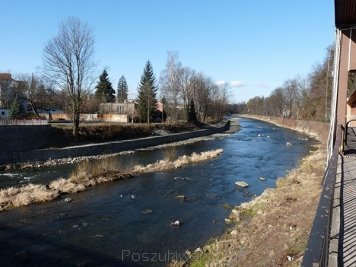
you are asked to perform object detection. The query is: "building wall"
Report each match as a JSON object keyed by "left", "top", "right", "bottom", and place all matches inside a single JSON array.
[
  {"left": 99, "top": 114, "right": 128, "bottom": 123},
  {"left": 100, "top": 102, "right": 136, "bottom": 114},
  {"left": 0, "top": 77, "right": 13, "bottom": 108}
]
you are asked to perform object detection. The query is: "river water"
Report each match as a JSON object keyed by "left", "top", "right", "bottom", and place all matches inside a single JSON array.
[{"left": 0, "top": 118, "right": 315, "bottom": 266}]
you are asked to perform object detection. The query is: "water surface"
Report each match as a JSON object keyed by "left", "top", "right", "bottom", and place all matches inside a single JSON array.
[{"left": 0, "top": 118, "right": 315, "bottom": 266}]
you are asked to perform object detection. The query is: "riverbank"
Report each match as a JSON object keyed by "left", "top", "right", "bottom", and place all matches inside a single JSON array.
[
  {"left": 187, "top": 115, "right": 329, "bottom": 266},
  {"left": 0, "top": 121, "right": 231, "bottom": 170}
]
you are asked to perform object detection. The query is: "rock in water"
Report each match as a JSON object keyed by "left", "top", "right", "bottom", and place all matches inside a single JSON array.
[
  {"left": 175, "top": 195, "right": 186, "bottom": 200},
  {"left": 64, "top": 197, "right": 72, "bottom": 203},
  {"left": 224, "top": 218, "right": 232, "bottom": 224},
  {"left": 195, "top": 247, "right": 202, "bottom": 253},
  {"left": 235, "top": 181, "right": 249, "bottom": 188},
  {"left": 171, "top": 220, "right": 181, "bottom": 227},
  {"left": 142, "top": 209, "right": 152, "bottom": 215}
]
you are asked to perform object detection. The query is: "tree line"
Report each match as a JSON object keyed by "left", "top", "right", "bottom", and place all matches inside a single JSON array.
[
  {"left": 239, "top": 46, "right": 356, "bottom": 121},
  {"left": 160, "top": 52, "right": 228, "bottom": 123},
  {"left": 1, "top": 17, "right": 228, "bottom": 137}
]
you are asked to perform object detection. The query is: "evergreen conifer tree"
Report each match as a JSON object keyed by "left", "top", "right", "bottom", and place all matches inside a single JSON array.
[
  {"left": 9, "top": 96, "right": 24, "bottom": 118},
  {"left": 117, "top": 75, "right": 128, "bottom": 102},
  {"left": 95, "top": 69, "right": 115, "bottom": 102},
  {"left": 137, "top": 61, "right": 157, "bottom": 123}
]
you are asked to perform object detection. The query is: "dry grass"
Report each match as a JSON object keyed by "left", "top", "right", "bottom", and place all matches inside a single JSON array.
[
  {"left": 188, "top": 116, "right": 328, "bottom": 266},
  {"left": 0, "top": 184, "right": 59, "bottom": 210},
  {"left": 0, "top": 149, "right": 223, "bottom": 212},
  {"left": 133, "top": 149, "right": 223, "bottom": 173}
]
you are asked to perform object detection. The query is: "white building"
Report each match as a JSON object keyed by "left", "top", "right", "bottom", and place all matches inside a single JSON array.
[{"left": 99, "top": 102, "right": 138, "bottom": 123}]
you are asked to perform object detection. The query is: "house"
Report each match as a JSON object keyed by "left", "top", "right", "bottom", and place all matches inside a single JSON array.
[
  {"left": 99, "top": 101, "right": 138, "bottom": 123},
  {"left": 0, "top": 73, "right": 27, "bottom": 110},
  {"left": 37, "top": 108, "right": 69, "bottom": 121},
  {"left": 0, "top": 73, "right": 16, "bottom": 108}
]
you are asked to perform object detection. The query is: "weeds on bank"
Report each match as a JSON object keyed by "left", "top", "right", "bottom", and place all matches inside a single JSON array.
[
  {"left": 0, "top": 149, "right": 223, "bottom": 211},
  {"left": 189, "top": 144, "right": 326, "bottom": 266}
]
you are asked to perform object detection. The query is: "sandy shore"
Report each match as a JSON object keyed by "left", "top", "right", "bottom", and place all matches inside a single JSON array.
[{"left": 185, "top": 115, "right": 329, "bottom": 267}]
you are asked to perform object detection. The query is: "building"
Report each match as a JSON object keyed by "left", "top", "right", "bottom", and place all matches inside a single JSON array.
[
  {"left": 303, "top": 3, "right": 356, "bottom": 266},
  {"left": 0, "top": 73, "right": 16, "bottom": 108},
  {"left": 99, "top": 102, "right": 138, "bottom": 123},
  {"left": 328, "top": 0, "right": 356, "bottom": 155},
  {"left": 346, "top": 91, "right": 356, "bottom": 126},
  {"left": 0, "top": 73, "right": 28, "bottom": 111}
]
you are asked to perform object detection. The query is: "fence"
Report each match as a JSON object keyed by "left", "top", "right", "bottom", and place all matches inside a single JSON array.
[
  {"left": 0, "top": 119, "right": 48, "bottom": 126},
  {"left": 302, "top": 125, "right": 343, "bottom": 266}
]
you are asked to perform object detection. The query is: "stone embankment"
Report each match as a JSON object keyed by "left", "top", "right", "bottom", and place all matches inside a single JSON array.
[
  {"left": 241, "top": 115, "right": 329, "bottom": 141},
  {"left": 0, "top": 121, "right": 230, "bottom": 167}
]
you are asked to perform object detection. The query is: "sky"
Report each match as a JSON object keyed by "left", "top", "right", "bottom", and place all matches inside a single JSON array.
[{"left": 1, "top": 0, "right": 335, "bottom": 103}]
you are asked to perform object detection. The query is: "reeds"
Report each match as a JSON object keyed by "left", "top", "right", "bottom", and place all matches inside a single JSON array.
[
  {"left": 133, "top": 149, "right": 223, "bottom": 173},
  {"left": 0, "top": 149, "right": 223, "bottom": 211},
  {"left": 0, "top": 184, "right": 59, "bottom": 210}
]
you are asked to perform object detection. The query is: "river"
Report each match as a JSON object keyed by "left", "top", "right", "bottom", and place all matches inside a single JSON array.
[{"left": 0, "top": 118, "right": 315, "bottom": 266}]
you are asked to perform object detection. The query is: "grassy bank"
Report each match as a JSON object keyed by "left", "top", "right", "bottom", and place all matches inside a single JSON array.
[
  {"left": 48, "top": 123, "right": 198, "bottom": 147},
  {"left": 187, "top": 115, "right": 329, "bottom": 266}
]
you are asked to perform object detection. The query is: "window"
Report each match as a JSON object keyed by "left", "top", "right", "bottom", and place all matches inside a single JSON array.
[{"left": 118, "top": 105, "right": 124, "bottom": 114}]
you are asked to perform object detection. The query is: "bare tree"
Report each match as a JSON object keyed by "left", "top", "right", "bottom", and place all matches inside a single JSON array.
[
  {"left": 160, "top": 52, "right": 229, "bottom": 123},
  {"left": 191, "top": 73, "right": 211, "bottom": 121},
  {"left": 160, "top": 52, "right": 183, "bottom": 122},
  {"left": 209, "top": 82, "right": 228, "bottom": 121},
  {"left": 42, "top": 17, "right": 96, "bottom": 137},
  {"left": 180, "top": 67, "right": 195, "bottom": 120}
]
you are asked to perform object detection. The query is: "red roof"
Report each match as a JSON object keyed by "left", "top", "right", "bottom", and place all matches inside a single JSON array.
[{"left": 0, "top": 73, "right": 12, "bottom": 81}]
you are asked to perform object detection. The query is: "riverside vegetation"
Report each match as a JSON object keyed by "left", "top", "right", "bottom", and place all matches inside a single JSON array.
[
  {"left": 183, "top": 116, "right": 328, "bottom": 267},
  {"left": 0, "top": 149, "right": 223, "bottom": 211}
]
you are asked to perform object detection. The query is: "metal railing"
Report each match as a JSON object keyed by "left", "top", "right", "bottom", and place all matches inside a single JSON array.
[
  {"left": 302, "top": 125, "right": 343, "bottom": 266},
  {"left": 345, "top": 119, "right": 356, "bottom": 147},
  {"left": 0, "top": 119, "right": 48, "bottom": 126}
]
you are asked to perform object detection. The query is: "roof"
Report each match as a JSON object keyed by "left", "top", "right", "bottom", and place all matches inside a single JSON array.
[
  {"left": 335, "top": 0, "right": 356, "bottom": 28},
  {"left": 0, "top": 73, "right": 12, "bottom": 81}
]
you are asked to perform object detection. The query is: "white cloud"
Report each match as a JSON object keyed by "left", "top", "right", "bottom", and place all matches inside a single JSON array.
[
  {"left": 216, "top": 80, "right": 246, "bottom": 89},
  {"left": 229, "top": 80, "right": 245, "bottom": 88},
  {"left": 215, "top": 80, "right": 229, "bottom": 88}
]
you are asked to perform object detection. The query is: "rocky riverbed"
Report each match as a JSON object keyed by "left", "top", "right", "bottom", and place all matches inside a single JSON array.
[{"left": 187, "top": 115, "right": 328, "bottom": 266}]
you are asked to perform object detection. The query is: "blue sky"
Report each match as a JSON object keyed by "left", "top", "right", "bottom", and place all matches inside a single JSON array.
[{"left": 1, "top": 0, "right": 335, "bottom": 102}]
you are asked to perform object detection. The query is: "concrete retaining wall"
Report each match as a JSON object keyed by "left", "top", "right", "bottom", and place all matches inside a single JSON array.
[
  {"left": 0, "top": 121, "right": 230, "bottom": 165},
  {"left": 0, "top": 125, "right": 55, "bottom": 154}
]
